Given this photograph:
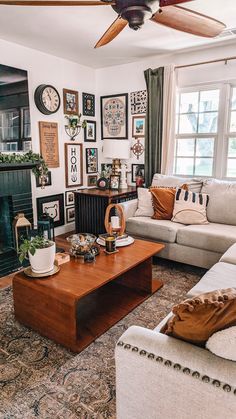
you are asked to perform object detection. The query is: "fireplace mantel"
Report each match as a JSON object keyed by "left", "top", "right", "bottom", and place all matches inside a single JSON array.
[{"left": 0, "top": 162, "right": 37, "bottom": 172}]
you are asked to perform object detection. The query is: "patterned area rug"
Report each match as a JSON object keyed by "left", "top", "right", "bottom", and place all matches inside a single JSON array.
[{"left": 0, "top": 259, "right": 205, "bottom": 418}]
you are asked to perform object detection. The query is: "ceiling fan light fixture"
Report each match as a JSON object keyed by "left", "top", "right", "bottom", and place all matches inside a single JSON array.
[{"left": 120, "top": 5, "right": 152, "bottom": 30}]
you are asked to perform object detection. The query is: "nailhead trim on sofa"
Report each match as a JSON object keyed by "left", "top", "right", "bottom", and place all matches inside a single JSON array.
[{"left": 117, "top": 340, "right": 234, "bottom": 394}]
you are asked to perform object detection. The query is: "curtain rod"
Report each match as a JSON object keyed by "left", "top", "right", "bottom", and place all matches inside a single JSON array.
[{"left": 175, "top": 56, "right": 236, "bottom": 70}]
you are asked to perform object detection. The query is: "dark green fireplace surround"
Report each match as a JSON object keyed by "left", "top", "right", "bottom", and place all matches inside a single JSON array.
[{"left": 0, "top": 167, "right": 33, "bottom": 277}]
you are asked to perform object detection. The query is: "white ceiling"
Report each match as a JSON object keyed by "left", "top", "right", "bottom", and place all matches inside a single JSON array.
[{"left": 0, "top": 0, "right": 236, "bottom": 68}]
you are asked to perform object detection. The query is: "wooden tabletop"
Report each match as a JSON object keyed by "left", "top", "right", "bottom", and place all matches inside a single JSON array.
[
  {"left": 74, "top": 187, "right": 137, "bottom": 198},
  {"left": 14, "top": 239, "right": 164, "bottom": 300}
]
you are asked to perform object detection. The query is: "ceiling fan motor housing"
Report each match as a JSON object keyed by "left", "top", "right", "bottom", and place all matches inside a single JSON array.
[{"left": 113, "top": 0, "right": 159, "bottom": 30}]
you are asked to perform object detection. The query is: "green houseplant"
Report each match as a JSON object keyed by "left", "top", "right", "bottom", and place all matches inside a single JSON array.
[{"left": 19, "top": 236, "right": 56, "bottom": 273}]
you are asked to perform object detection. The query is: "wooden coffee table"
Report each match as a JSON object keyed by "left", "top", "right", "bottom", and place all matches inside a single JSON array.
[{"left": 13, "top": 239, "right": 164, "bottom": 353}]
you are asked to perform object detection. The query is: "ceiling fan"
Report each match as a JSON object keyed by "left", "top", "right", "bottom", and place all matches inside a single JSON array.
[{"left": 0, "top": 0, "right": 226, "bottom": 48}]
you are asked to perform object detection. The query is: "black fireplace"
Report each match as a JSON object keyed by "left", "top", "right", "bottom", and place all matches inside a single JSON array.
[{"left": 0, "top": 165, "right": 33, "bottom": 277}]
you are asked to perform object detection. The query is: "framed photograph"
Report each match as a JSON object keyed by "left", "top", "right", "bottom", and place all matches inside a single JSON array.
[
  {"left": 132, "top": 115, "right": 146, "bottom": 137},
  {"left": 36, "top": 171, "right": 52, "bottom": 187},
  {"left": 83, "top": 93, "right": 95, "bottom": 117},
  {"left": 37, "top": 194, "right": 65, "bottom": 228},
  {"left": 87, "top": 175, "right": 97, "bottom": 187},
  {"left": 110, "top": 174, "right": 120, "bottom": 190},
  {"left": 86, "top": 148, "right": 98, "bottom": 174},
  {"left": 65, "top": 143, "right": 83, "bottom": 188},
  {"left": 66, "top": 206, "right": 75, "bottom": 223},
  {"left": 65, "top": 190, "right": 75, "bottom": 206},
  {"left": 84, "top": 120, "right": 96, "bottom": 142},
  {"left": 63, "top": 89, "right": 78, "bottom": 115},
  {"left": 100, "top": 93, "right": 128, "bottom": 140},
  {"left": 101, "top": 163, "right": 112, "bottom": 173},
  {"left": 131, "top": 164, "right": 145, "bottom": 183}
]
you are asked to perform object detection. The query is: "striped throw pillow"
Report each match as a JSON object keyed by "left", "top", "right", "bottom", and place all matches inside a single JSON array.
[{"left": 172, "top": 189, "right": 209, "bottom": 225}]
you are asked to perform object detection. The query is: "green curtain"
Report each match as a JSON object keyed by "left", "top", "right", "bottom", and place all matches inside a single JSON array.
[{"left": 144, "top": 67, "right": 164, "bottom": 187}]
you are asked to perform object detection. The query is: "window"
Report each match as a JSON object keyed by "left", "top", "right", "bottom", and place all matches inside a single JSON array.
[
  {"left": 0, "top": 107, "right": 31, "bottom": 152},
  {"left": 174, "top": 84, "right": 236, "bottom": 179}
]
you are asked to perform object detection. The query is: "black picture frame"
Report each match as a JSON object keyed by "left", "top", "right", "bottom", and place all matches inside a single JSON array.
[
  {"left": 66, "top": 206, "right": 75, "bottom": 223},
  {"left": 37, "top": 193, "right": 65, "bottom": 228},
  {"left": 110, "top": 174, "right": 120, "bottom": 190},
  {"left": 36, "top": 171, "right": 52, "bottom": 187},
  {"left": 100, "top": 93, "right": 128, "bottom": 140},
  {"left": 84, "top": 120, "right": 96, "bottom": 142},
  {"left": 101, "top": 163, "right": 112, "bottom": 173},
  {"left": 86, "top": 148, "right": 98, "bottom": 174},
  {"left": 83, "top": 92, "right": 95, "bottom": 117},
  {"left": 131, "top": 164, "right": 145, "bottom": 183},
  {"left": 97, "top": 177, "right": 109, "bottom": 190},
  {"left": 65, "top": 190, "right": 76, "bottom": 206}
]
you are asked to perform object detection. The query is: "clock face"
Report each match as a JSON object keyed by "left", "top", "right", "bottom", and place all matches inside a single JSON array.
[{"left": 34, "top": 84, "right": 61, "bottom": 115}]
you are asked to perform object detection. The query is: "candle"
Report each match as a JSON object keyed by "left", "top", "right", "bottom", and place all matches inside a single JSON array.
[{"left": 111, "top": 216, "right": 120, "bottom": 229}]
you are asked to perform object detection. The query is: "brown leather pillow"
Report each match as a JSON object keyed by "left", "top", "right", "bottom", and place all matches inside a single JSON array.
[
  {"left": 150, "top": 184, "right": 188, "bottom": 220},
  {"left": 161, "top": 288, "right": 236, "bottom": 347}
]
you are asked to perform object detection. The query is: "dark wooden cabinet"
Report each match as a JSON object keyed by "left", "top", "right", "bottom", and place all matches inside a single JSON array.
[{"left": 74, "top": 187, "right": 137, "bottom": 236}]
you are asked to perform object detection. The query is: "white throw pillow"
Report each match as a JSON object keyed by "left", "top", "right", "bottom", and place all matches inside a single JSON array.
[
  {"left": 134, "top": 188, "right": 154, "bottom": 217},
  {"left": 206, "top": 326, "right": 236, "bottom": 361},
  {"left": 152, "top": 173, "right": 203, "bottom": 193},
  {"left": 172, "top": 188, "right": 209, "bottom": 225}
]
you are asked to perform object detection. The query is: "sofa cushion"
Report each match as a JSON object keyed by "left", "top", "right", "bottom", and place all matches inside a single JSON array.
[
  {"left": 177, "top": 223, "right": 236, "bottom": 253},
  {"left": 126, "top": 217, "right": 185, "bottom": 243},
  {"left": 152, "top": 173, "right": 203, "bottom": 193},
  {"left": 172, "top": 189, "right": 209, "bottom": 225},
  {"left": 161, "top": 288, "right": 236, "bottom": 347},
  {"left": 201, "top": 179, "right": 236, "bottom": 225},
  {"left": 188, "top": 262, "right": 236, "bottom": 297},
  {"left": 220, "top": 243, "right": 236, "bottom": 265}
]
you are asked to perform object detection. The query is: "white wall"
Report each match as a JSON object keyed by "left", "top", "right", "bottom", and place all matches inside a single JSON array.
[{"left": 0, "top": 39, "right": 97, "bottom": 235}]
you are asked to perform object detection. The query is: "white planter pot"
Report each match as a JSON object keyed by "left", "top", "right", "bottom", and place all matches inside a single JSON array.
[{"left": 29, "top": 242, "right": 56, "bottom": 274}]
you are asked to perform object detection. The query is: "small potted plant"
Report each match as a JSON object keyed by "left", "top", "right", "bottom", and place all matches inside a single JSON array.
[
  {"left": 65, "top": 113, "right": 86, "bottom": 141},
  {"left": 19, "top": 236, "right": 56, "bottom": 274}
]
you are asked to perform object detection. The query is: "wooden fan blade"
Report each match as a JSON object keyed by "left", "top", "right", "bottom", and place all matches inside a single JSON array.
[
  {"left": 0, "top": 0, "right": 115, "bottom": 5},
  {"left": 151, "top": 5, "right": 226, "bottom": 38},
  {"left": 94, "top": 16, "right": 127, "bottom": 48},
  {"left": 160, "top": 0, "right": 193, "bottom": 6}
]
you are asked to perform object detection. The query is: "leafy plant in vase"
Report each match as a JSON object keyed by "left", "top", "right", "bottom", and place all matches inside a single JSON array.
[
  {"left": 19, "top": 236, "right": 56, "bottom": 274},
  {"left": 65, "top": 113, "right": 86, "bottom": 141}
]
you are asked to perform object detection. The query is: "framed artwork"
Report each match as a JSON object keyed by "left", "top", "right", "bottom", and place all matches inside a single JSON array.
[
  {"left": 65, "top": 143, "right": 83, "bottom": 188},
  {"left": 87, "top": 175, "right": 97, "bottom": 187},
  {"left": 39, "top": 121, "right": 59, "bottom": 168},
  {"left": 36, "top": 171, "right": 52, "bottom": 187},
  {"left": 101, "top": 163, "right": 112, "bottom": 174},
  {"left": 130, "top": 90, "right": 147, "bottom": 115},
  {"left": 83, "top": 93, "right": 95, "bottom": 116},
  {"left": 132, "top": 115, "right": 146, "bottom": 137},
  {"left": 37, "top": 194, "right": 65, "bottom": 228},
  {"left": 86, "top": 148, "right": 98, "bottom": 174},
  {"left": 66, "top": 206, "right": 75, "bottom": 223},
  {"left": 131, "top": 164, "right": 145, "bottom": 183},
  {"left": 63, "top": 89, "right": 78, "bottom": 115},
  {"left": 65, "top": 190, "right": 75, "bottom": 206},
  {"left": 100, "top": 93, "right": 128, "bottom": 140},
  {"left": 84, "top": 120, "right": 96, "bottom": 142},
  {"left": 110, "top": 174, "right": 120, "bottom": 190}
]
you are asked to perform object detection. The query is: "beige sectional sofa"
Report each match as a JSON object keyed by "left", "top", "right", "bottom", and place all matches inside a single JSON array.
[
  {"left": 121, "top": 175, "right": 236, "bottom": 269},
  {"left": 115, "top": 244, "right": 236, "bottom": 419}
]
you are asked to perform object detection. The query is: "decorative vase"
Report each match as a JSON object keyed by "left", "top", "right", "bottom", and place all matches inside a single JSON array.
[{"left": 29, "top": 241, "right": 56, "bottom": 273}]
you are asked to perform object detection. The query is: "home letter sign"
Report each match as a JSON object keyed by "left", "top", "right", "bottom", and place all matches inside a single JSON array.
[{"left": 65, "top": 143, "right": 83, "bottom": 188}]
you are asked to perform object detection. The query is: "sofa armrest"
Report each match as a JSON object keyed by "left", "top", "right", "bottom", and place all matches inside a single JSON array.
[
  {"left": 116, "top": 326, "right": 236, "bottom": 419},
  {"left": 220, "top": 243, "right": 236, "bottom": 265},
  {"left": 120, "top": 199, "right": 138, "bottom": 220}
]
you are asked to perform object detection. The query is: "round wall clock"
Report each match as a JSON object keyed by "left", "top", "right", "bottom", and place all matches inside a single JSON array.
[{"left": 34, "top": 84, "right": 61, "bottom": 115}]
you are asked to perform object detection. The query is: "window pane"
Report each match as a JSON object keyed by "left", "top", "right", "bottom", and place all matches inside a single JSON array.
[
  {"left": 228, "top": 138, "right": 236, "bottom": 157},
  {"left": 196, "top": 138, "right": 214, "bottom": 157},
  {"left": 199, "top": 90, "right": 220, "bottom": 112},
  {"left": 180, "top": 92, "right": 199, "bottom": 113},
  {"left": 195, "top": 158, "right": 213, "bottom": 176},
  {"left": 230, "top": 111, "right": 236, "bottom": 132},
  {"left": 179, "top": 114, "right": 197, "bottom": 134},
  {"left": 198, "top": 112, "right": 218, "bottom": 133},
  {"left": 177, "top": 138, "right": 195, "bottom": 156},
  {"left": 227, "top": 159, "right": 236, "bottom": 177},
  {"left": 175, "top": 158, "right": 194, "bottom": 175},
  {"left": 232, "top": 88, "right": 236, "bottom": 110}
]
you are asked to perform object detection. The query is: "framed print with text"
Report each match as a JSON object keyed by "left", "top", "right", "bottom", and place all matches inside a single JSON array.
[{"left": 65, "top": 143, "right": 83, "bottom": 188}]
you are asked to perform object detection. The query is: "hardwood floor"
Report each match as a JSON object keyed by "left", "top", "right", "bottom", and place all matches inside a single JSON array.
[{"left": 0, "top": 232, "right": 70, "bottom": 289}]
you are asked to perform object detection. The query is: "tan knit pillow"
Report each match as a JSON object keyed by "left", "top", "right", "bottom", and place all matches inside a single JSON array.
[{"left": 161, "top": 288, "right": 236, "bottom": 347}]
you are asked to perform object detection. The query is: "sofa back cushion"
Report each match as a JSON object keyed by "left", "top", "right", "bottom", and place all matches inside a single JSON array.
[
  {"left": 202, "top": 179, "right": 236, "bottom": 225},
  {"left": 152, "top": 173, "right": 203, "bottom": 193},
  {"left": 134, "top": 188, "right": 154, "bottom": 217},
  {"left": 161, "top": 288, "right": 236, "bottom": 347}
]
